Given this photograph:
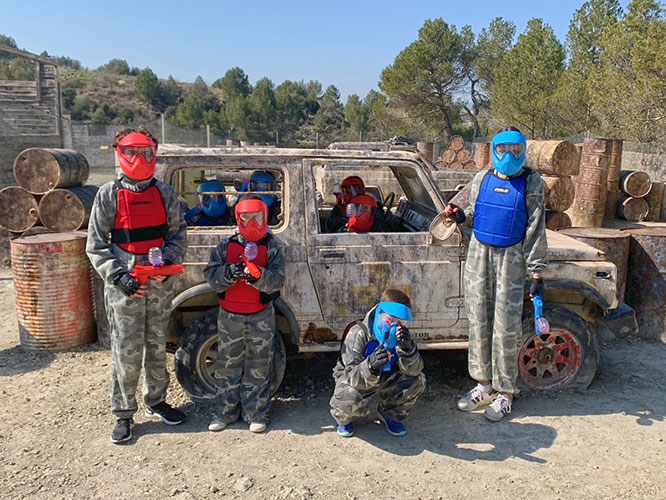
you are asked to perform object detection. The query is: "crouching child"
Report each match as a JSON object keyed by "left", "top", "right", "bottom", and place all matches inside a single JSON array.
[
  {"left": 203, "top": 196, "right": 286, "bottom": 433},
  {"left": 330, "top": 289, "right": 426, "bottom": 437}
]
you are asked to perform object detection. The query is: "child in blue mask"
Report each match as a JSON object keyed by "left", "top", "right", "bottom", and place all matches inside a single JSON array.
[{"left": 329, "top": 289, "right": 426, "bottom": 438}]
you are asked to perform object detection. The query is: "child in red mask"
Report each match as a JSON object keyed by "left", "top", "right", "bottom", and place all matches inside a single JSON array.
[
  {"left": 345, "top": 194, "right": 378, "bottom": 233},
  {"left": 203, "top": 196, "right": 286, "bottom": 433}
]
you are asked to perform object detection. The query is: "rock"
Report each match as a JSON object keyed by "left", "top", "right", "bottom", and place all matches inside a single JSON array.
[{"left": 234, "top": 477, "right": 253, "bottom": 492}]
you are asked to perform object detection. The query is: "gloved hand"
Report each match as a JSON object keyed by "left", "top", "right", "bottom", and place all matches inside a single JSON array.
[
  {"left": 530, "top": 276, "right": 545, "bottom": 298},
  {"left": 367, "top": 344, "right": 390, "bottom": 374},
  {"left": 150, "top": 259, "right": 173, "bottom": 283},
  {"left": 444, "top": 203, "right": 466, "bottom": 224},
  {"left": 396, "top": 325, "right": 414, "bottom": 352},
  {"left": 224, "top": 262, "right": 249, "bottom": 282},
  {"left": 113, "top": 271, "right": 141, "bottom": 297}
]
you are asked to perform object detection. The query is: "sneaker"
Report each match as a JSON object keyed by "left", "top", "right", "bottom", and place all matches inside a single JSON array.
[
  {"left": 249, "top": 416, "right": 269, "bottom": 433},
  {"left": 484, "top": 393, "right": 512, "bottom": 421},
  {"left": 457, "top": 385, "right": 493, "bottom": 412},
  {"left": 336, "top": 423, "right": 354, "bottom": 437},
  {"left": 145, "top": 402, "right": 186, "bottom": 425},
  {"left": 110, "top": 418, "right": 134, "bottom": 444},
  {"left": 377, "top": 410, "right": 406, "bottom": 437},
  {"left": 208, "top": 415, "right": 227, "bottom": 432}
]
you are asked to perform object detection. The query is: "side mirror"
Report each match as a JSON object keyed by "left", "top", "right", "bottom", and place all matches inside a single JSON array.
[{"left": 429, "top": 211, "right": 459, "bottom": 242}]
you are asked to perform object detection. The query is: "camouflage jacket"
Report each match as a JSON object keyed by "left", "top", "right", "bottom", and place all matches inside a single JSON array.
[
  {"left": 332, "top": 305, "right": 424, "bottom": 391},
  {"left": 463, "top": 167, "right": 548, "bottom": 274},
  {"left": 86, "top": 174, "right": 188, "bottom": 283},
  {"left": 203, "top": 230, "right": 285, "bottom": 296}
]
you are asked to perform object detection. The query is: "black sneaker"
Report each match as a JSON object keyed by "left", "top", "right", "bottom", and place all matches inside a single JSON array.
[
  {"left": 145, "top": 402, "right": 186, "bottom": 425},
  {"left": 111, "top": 418, "right": 134, "bottom": 444}
]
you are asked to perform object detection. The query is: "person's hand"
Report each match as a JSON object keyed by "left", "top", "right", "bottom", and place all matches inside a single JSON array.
[
  {"left": 443, "top": 203, "right": 465, "bottom": 224},
  {"left": 396, "top": 325, "right": 414, "bottom": 352},
  {"left": 113, "top": 272, "right": 145, "bottom": 297},
  {"left": 224, "top": 262, "right": 248, "bottom": 282},
  {"left": 530, "top": 275, "right": 545, "bottom": 298},
  {"left": 150, "top": 259, "right": 173, "bottom": 283},
  {"left": 367, "top": 344, "right": 390, "bottom": 374}
]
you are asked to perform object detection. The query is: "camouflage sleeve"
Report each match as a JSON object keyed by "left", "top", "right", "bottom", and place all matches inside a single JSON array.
[
  {"left": 157, "top": 182, "right": 188, "bottom": 265},
  {"left": 203, "top": 240, "right": 235, "bottom": 293},
  {"left": 339, "top": 325, "right": 380, "bottom": 391},
  {"left": 522, "top": 172, "right": 548, "bottom": 274},
  {"left": 252, "top": 236, "right": 286, "bottom": 294},
  {"left": 396, "top": 343, "right": 424, "bottom": 376},
  {"left": 85, "top": 182, "right": 125, "bottom": 283},
  {"left": 462, "top": 170, "right": 485, "bottom": 229}
]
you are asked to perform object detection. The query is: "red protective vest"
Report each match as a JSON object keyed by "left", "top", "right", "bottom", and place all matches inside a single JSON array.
[
  {"left": 219, "top": 240, "right": 269, "bottom": 314},
  {"left": 111, "top": 180, "right": 167, "bottom": 254}
]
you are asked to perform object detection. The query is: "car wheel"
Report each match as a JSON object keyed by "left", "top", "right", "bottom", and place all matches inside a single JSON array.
[
  {"left": 518, "top": 303, "right": 598, "bottom": 392},
  {"left": 174, "top": 309, "right": 287, "bottom": 405}
]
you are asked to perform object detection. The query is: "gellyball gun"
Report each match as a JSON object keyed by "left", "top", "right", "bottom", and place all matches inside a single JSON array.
[{"left": 131, "top": 264, "right": 184, "bottom": 285}]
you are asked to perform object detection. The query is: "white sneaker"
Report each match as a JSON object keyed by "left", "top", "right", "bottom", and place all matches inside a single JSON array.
[
  {"left": 208, "top": 415, "right": 227, "bottom": 432},
  {"left": 484, "top": 393, "right": 512, "bottom": 421},
  {"left": 457, "top": 385, "right": 493, "bottom": 411},
  {"left": 249, "top": 421, "right": 267, "bottom": 433}
]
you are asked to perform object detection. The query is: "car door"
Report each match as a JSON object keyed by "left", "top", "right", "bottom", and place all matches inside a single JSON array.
[{"left": 303, "top": 157, "right": 466, "bottom": 348}]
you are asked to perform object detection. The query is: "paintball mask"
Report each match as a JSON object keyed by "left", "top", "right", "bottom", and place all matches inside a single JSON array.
[
  {"left": 370, "top": 301, "right": 413, "bottom": 372},
  {"left": 340, "top": 176, "right": 365, "bottom": 204},
  {"left": 491, "top": 130, "right": 527, "bottom": 177},
  {"left": 345, "top": 194, "right": 377, "bottom": 233},
  {"left": 249, "top": 171, "right": 277, "bottom": 208},
  {"left": 235, "top": 197, "right": 268, "bottom": 242},
  {"left": 197, "top": 180, "right": 227, "bottom": 218},
  {"left": 117, "top": 132, "right": 157, "bottom": 181}
]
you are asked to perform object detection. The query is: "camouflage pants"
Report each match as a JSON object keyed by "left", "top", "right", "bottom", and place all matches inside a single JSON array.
[
  {"left": 215, "top": 304, "right": 275, "bottom": 423},
  {"left": 329, "top": 371, "right": 426, "bottom": 426},
  {"left": 105, "top": 279, "right": 174, "bottom": 418},
  {"left": 464, "top": 236, "right": 526, "bottom": 394}
]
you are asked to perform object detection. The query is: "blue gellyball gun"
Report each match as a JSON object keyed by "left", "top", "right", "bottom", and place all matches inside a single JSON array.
[
  {"left": 532, "top": 293, "right": 550, "bottom": 334},
  {"left": 381, "top": 320, "right": 398, "bottom": 372}
]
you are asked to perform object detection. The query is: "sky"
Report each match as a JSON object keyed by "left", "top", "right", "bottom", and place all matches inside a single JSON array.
[{"left": 1, "top": 0, "right": 631, "bottom": 102}]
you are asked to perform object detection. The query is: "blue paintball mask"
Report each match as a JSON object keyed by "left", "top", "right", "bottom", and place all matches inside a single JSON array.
[
  {"left": 197, "top": 180, "right": 227, "bottom": 218},
  {"left": 369, "top": 301, "right": 413, "bottom": 372},
  {"left": 249, "top": 171, "right": 277, "bottom": 208},
  {"left": 491, "top": 130, "right": 527, "bottom": 177}
]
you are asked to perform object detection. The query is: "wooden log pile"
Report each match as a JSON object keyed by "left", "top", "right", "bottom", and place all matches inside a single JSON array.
[{"left": 436, "top": 135, "right": 477, "bottom": 170}]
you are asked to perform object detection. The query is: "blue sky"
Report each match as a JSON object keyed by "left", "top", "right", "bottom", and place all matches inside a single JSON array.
[{"left": 2, "top": 0, "right": 630, "bottom": 102}]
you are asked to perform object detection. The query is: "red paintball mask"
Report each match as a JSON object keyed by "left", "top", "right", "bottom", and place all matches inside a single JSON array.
[
  {"left": 235, "top": 198, "right": 269, "bottom": 242},
  {"left": 117, "top": 133, "right": 157, "bottom": 181},
  {"left": 341, "top": 176, "right": 365, "bottom": 205},
  {"left": 346, "top": 194, "right": 377, "bottom": 233}
]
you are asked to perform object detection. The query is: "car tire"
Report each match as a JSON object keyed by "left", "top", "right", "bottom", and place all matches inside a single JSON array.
[
  {"left": 174, "top": 309, "right": 287, "bottom": 405},
  {"left": 517, "top": 303, "right": 599, "bottom": 392}
]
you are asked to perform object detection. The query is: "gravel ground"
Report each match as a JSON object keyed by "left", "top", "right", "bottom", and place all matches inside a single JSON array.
[{"left": 0, "top": 267, "right": 665, "bottom": 500}]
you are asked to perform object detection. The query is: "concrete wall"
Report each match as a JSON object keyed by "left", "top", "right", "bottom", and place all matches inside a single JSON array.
[{"left": 620, "top": 142, "right": 666, "bottom": 181}]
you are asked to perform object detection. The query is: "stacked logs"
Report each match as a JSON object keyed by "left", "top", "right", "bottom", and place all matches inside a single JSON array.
[
  {"left": 525, "top": 140, "right": 579, "bottom": 230},
  {"left": 436, "top": 135, "right": 477, "bottom": 170},
  {"left": 0, "top": 149, "right": 96, "bottom": 252}
]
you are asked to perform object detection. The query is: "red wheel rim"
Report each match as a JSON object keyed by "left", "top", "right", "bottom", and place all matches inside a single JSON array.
[{"left": 519, "top": 328, "right": 582, "bottom": 390}]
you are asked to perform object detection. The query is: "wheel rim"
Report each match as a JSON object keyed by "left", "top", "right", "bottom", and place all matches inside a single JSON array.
[
  {"left": 195, "top": 335, "right": 219, "bottom": 394},
  {"left": 519, "top": 328, "right": 582, "bottom": 390}
]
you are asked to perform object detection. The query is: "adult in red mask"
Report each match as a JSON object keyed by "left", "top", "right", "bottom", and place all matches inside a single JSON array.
[
  {"left": 345, "top": 194, "right": 378, "bottom": 233},
  {"left": 326, "top": 176, "right": 367, "bottom": 232},
  {"left": 340, "top": 176, "right": 365, "bottom": 204},
  {"left": 235, "top": 196, "right": 269, "bottom": 242},
  {"left": 116, "top": 131, "right": 158, "bottom": 181}
]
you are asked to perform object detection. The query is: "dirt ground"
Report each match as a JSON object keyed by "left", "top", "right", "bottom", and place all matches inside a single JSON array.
[{"left": 0, "top": 266, "right": 664, "bottom": 500}]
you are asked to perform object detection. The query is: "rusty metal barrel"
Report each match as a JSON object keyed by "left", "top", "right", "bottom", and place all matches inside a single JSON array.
[
  {"left": 617, "top": 195, "right": 649, "bottom": 222},
  {"left": 604, "top": 139, "right": 623, "bottom": 219},
  {"left": 0, "top": 186, "right": 40, "bottom": 232},
  {"left": 558, "top": 227, "right": 630, "bottom": 302},
  {"left": 13, "top": 148, "right": 89, "bottom": 195},
  {"left": 38, "top": 185, "right": 99, "bottom": 231},
  {"left": 644, "top": 181, "right": 664, "bottom": 222},
  {"left": 619, "top": 170, "right": 652, "bottom": 198},
  {"left": 624, "top": 227, "right": 666, "bottom": 342},
  {"left": 10, "top": 232, "right": 95, "bottom": 351},
  {"left": 570, "top": 138, "right": 611, "bottom": 227}
]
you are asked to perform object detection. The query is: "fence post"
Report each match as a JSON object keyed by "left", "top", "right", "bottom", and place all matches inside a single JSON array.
[
  {"left": 206, "top": 125, "right": 210, "bottom": 147},
  {"left": 161, "top": 114, "right": 166, "bottom": 144}
]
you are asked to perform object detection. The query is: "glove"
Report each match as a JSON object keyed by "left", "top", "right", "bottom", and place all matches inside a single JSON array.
[
  {"left": 224, "top": 262, "right": 249, "bottom": 282},
  {"left": 397, "top": 325, "right": 414, "bottom": 352},
  {"left": 447, "top": 204, "right": 466, "bottom": 224},
  {"left": 530, "top": 276, "right": 545, "bottom": 297},
  {"left": 367, "top": 344, "right": 390, "bottom": 374},
  {"left": 113, "top": 272, "right": 141, "bottom": 297}
]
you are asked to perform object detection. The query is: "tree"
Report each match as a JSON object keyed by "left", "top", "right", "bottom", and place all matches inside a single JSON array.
[
  {"left": 313, "top": 85, "right": 344, "bottom": 143},
  {"left": 491, "top": 18, "right": 565, "bottom": 138},
  {"left": 247, "top": 77, "right": 277, "bottom": 141},
  {"left": 344, "top": 94, "right": 370, "bottom": 139},
  {"left": 135, "top": 68, "right": 161, "bottom": 105},
  {"left": 588, "top": 0, "right": 666, "bottom": 141},
  {"left": 100, "top": 58, "right": 130, "bottom": 75},
  {"left": 158, "top": 76, "right": 182, "bottom": 110},
  {"left": 171, "top": 76, "right": 216, "bottom": 128},
  {"left": 213, "top": 67, "right": 252, "bottom": 102},
  {"left": 554, "top": 0, "right": 622, "bottom": 134},
  {"left": 380, "top": 18, "right": 464, "bottom": 140}
]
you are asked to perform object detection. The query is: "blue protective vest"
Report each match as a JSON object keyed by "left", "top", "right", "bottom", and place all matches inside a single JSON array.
[{"left": 473, "top": 170, "right": 528, "bottom": 247}]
